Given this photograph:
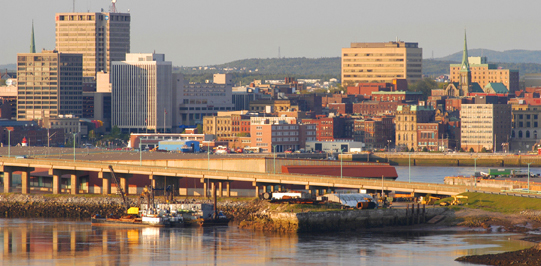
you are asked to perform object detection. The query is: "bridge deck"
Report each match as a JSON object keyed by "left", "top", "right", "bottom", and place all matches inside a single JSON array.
[{"left": 0, "top": 158, "right": 488, "bottom": 196}]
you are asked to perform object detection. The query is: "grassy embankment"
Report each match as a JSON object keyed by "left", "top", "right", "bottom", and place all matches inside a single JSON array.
[{"left": 437, "top": 192, "right": 541, "bottom": 213}]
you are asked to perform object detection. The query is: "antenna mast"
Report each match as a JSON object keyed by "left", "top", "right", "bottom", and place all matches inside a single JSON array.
[
  {"left": 111, "top": 0, "right": 117, "bottom": 13},
  {"left": 72, "top": 0, "right": 75, "bottom": 12}
]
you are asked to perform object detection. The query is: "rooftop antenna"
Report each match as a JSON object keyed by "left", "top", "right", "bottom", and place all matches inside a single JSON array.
[{"left": 111, "top": 0, "right": 117, "bottom": 13}]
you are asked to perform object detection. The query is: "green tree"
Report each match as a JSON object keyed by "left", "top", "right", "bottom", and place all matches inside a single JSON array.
[
  {"left": 111, "top": 125, "right": 121, "bottom": 138},
  {"left": 481, "top": 147, "right": 487, "bottom": 153},
  {"left": 469, "top": 147, "right": 474, "bottom": 153},
  {"left": 422, "top": 147, "right": 428, "bottom": 152},
  {"left": 410, "top": 147, "right": 415, "bottom": 152},
  {"left": 88, "top": 130, "right": 96, "bottom": 142},
  {"left": 196, "top": 124, "right": 203, "bottom": 134},
  {"left": 408, "top": 78, "right": 439, "bottom": 101}
]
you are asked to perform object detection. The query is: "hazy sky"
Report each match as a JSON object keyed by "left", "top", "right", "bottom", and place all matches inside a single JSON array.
[{"left": 2, "top": 0, "right": 541, "bottom": 66}]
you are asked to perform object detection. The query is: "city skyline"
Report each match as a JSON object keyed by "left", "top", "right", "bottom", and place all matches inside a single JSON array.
[{"left": 2, "top": 0, "right": 541, "bottom": 67}]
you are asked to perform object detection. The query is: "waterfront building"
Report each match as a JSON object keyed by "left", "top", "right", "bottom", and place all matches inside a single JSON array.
[
  {"left": 111, "top": 53, "right": 172, "bottom": 133},
  {"left": 16, "top": 50, "right": 83, "bottom": 121},
  {"left": 353, "top": 116, "right": 394, "bottom": 150},
  {"left": 416, "top": 122, "right": 444, "bottom": 151},
  {"left": 395, "top": 105, "right": 435, "bottom": 151},
  {"left": 510, "top": 104, "right": 541, "bottom": 151},
  {"left": 250, "top": 117, "right": 316, "bottom": 152},
  {"left": 128, "top": 132, "right": 214, "bottom": 150},
  {"left": 55, "top": 11, "right": 130, "bottom": 83},
  {"left": 460, "top": 104, "right": 511, "bottom": 152},
  {"left": 305, "top": 140, "right": 364, "bottom": 153},
  {"left": 341, "top": 41, "right": 422, "bottom": 86},
  {"left": 202, "top": 111, "right": 253, "bottom": 138},
  {"left": 175, "top": 74, "right": 234, "bottom": 128},
  {"left": 302, "top": 115, "right": 348, "bottom": 142}
]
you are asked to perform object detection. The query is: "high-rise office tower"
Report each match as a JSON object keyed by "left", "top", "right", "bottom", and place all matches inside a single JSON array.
[
  {"left": 111, "top": 53, "right": 172, "bottom": 133},
  {"left": 16, "top": 50, "right": 83, "bottom": 120},
  {"left": 341, "top": 41, "right": 422, "bottom": 86},
  {"left": 55, "top": 11, "right": 130, "bottom": 83}
]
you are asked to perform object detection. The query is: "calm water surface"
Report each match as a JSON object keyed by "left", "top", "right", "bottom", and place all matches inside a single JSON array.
[
  {"left": 395, "top": 166, "right": 541, "bottom": 183},
  {"left": 0, "top": 218, "right": 534, "bottom": 266}
]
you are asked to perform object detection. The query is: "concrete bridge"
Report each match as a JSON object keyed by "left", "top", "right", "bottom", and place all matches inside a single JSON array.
[{"left": 0, "top": 157, "right": 488, "bottom": 197}]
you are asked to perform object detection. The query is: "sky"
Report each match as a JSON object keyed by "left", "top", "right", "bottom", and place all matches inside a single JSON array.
[{"left": 2, "top": 0, "right": 541, "bottom": 67}]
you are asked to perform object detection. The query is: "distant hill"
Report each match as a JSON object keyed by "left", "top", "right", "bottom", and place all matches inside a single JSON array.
[
  {"left": 177, "top": 57, "right": 340, "bottom": 76},
  {"left": 423, "top": 59, "right": 541, "bottom": 77},
  {"left": 438, "top": 49, "right": 541, "bottom": 64}
]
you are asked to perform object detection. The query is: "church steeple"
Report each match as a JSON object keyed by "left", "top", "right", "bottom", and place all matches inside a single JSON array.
[
  {"left": 458, "top": 30, "right": 472, "bottom": 96},
  {"left": 460, "top": 30, "right": 470, "bottom": 72},
  {"left": 30, "top": 20, "right": 36, "bottom": 53}
]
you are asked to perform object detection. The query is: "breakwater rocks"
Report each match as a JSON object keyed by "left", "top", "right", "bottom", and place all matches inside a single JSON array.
[
  {"left": 273, "top": 207, "right": 449, "bottom": 233},
  {"left": 0, "top": 194, "right": 132, "bottom": 219},
  {"left": 225, "top": 199, "right": 452, "bottom": 233}
]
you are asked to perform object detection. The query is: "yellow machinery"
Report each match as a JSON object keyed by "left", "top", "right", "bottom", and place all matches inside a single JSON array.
[
  {"left": 421, "top": 196, "right": 441, "bottom": 205},
  {"left": 440, "top": 195, "right": 468, "bottom": 206}
]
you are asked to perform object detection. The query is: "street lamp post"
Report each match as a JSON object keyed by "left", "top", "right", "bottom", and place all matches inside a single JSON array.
[
  {"left": 408, "top": 153, "right": 411, "bottom": 183},
  {"left": 273, "top": 145, "right": 277, "bottom": 174},
  {"left": 528, "top": 162, "right": 532, "bottom": 192},
  {"left": 139, "top": 141, "right": 142, "bottom": 166},
  {"left": 7, "top": 130, "right": 10, "bottom": 158},
  {"left": 340, "top": 149, "right": 343, "bottom": 179},
  {"left": 207, "top": 146, "right": 210, "bottom": 171},
  {"left": 72, "top": 133, "right": 77, "bottom": 162}
]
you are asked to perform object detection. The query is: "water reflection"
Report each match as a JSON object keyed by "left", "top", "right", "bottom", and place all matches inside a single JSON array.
[{"left": 0, "top": 219, "right": 534, "bottom": 266}]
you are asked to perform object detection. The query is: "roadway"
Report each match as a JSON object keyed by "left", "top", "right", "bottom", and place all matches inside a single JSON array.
[{"left": 0, "top": 156, "right": 493, "bottom": 196}]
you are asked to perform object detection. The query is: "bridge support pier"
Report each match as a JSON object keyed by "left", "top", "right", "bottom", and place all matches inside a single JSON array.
[
  {"left": 21, "top": 171, "right": 30, "bottom": 194},
  {"left": 203, "top": 181, "right": 208, "bottom": 198},
  {"left": 226, "top": 182, "right": 230, "bottom": 197},
  {"left": 3, "top": 172, "right": 11, "bottom": 193},
  {"left": 218, "top": 182, "right": 223, "bottom": 197},
  {"left": 51, "top": 169, "right": 86, "bottom": 195},
  {"left": 1, "top": 166, "right": 35, "bottom": 194},
  {"left": 52, "top": 174, "right": 60, "bottom": 194},
  {"left": 255, "top": 185, "right": 259, "bottom": 197}
]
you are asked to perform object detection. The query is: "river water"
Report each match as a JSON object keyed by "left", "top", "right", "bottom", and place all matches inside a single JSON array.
[
  {"left": 0, "top": 218, "right": 534, "bottom": 266},
  {"left": 395, "top": 166, "right": 541, "bottom": 183},
  {"left": 2, "top": 166, "right": 540, "bottom": 265}
]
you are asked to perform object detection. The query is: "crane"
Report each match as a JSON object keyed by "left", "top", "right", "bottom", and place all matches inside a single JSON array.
[{"left": 108, "top": 165, "right": 130, "bottom": 211}]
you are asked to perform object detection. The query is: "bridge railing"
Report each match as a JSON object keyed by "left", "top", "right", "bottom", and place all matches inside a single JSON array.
[{"left": 0, "top": 157, "right": 471, "bottom": 194}]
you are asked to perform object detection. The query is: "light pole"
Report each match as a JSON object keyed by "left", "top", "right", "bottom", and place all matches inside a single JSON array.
[
  {"left": 408, "top": 153, "right": 411, "bottom": 183},
  {"left": 72, "top": 133, "right": 77, "bottom": 162},
  {"left": 207, "top": 146, "right": 210, "bottom": 171},
  {"left": 473, "top": 157, "right": 477, "bottom": 189},
  {"left": 273, "top": 145, "right": 277, "bottom": 174},
  {"left": 528, "top": 162, "right": 532, "bottom": 192},
  {"left": 340, "top": 148, "right": 343, "bottom": 179},
  {"left": 7, "top": 129, "right": 11, "bottom": 158},
  {"left": 139, "top": 141, "right": 142, "bottom": 166}
]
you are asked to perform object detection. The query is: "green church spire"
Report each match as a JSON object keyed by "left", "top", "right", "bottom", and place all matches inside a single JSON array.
[
  {"left": 460, "top": 30, "right": 470, "bottom": 72},
  {"left": 30, "top": 20, "right": 36, "bottom": 53}
]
